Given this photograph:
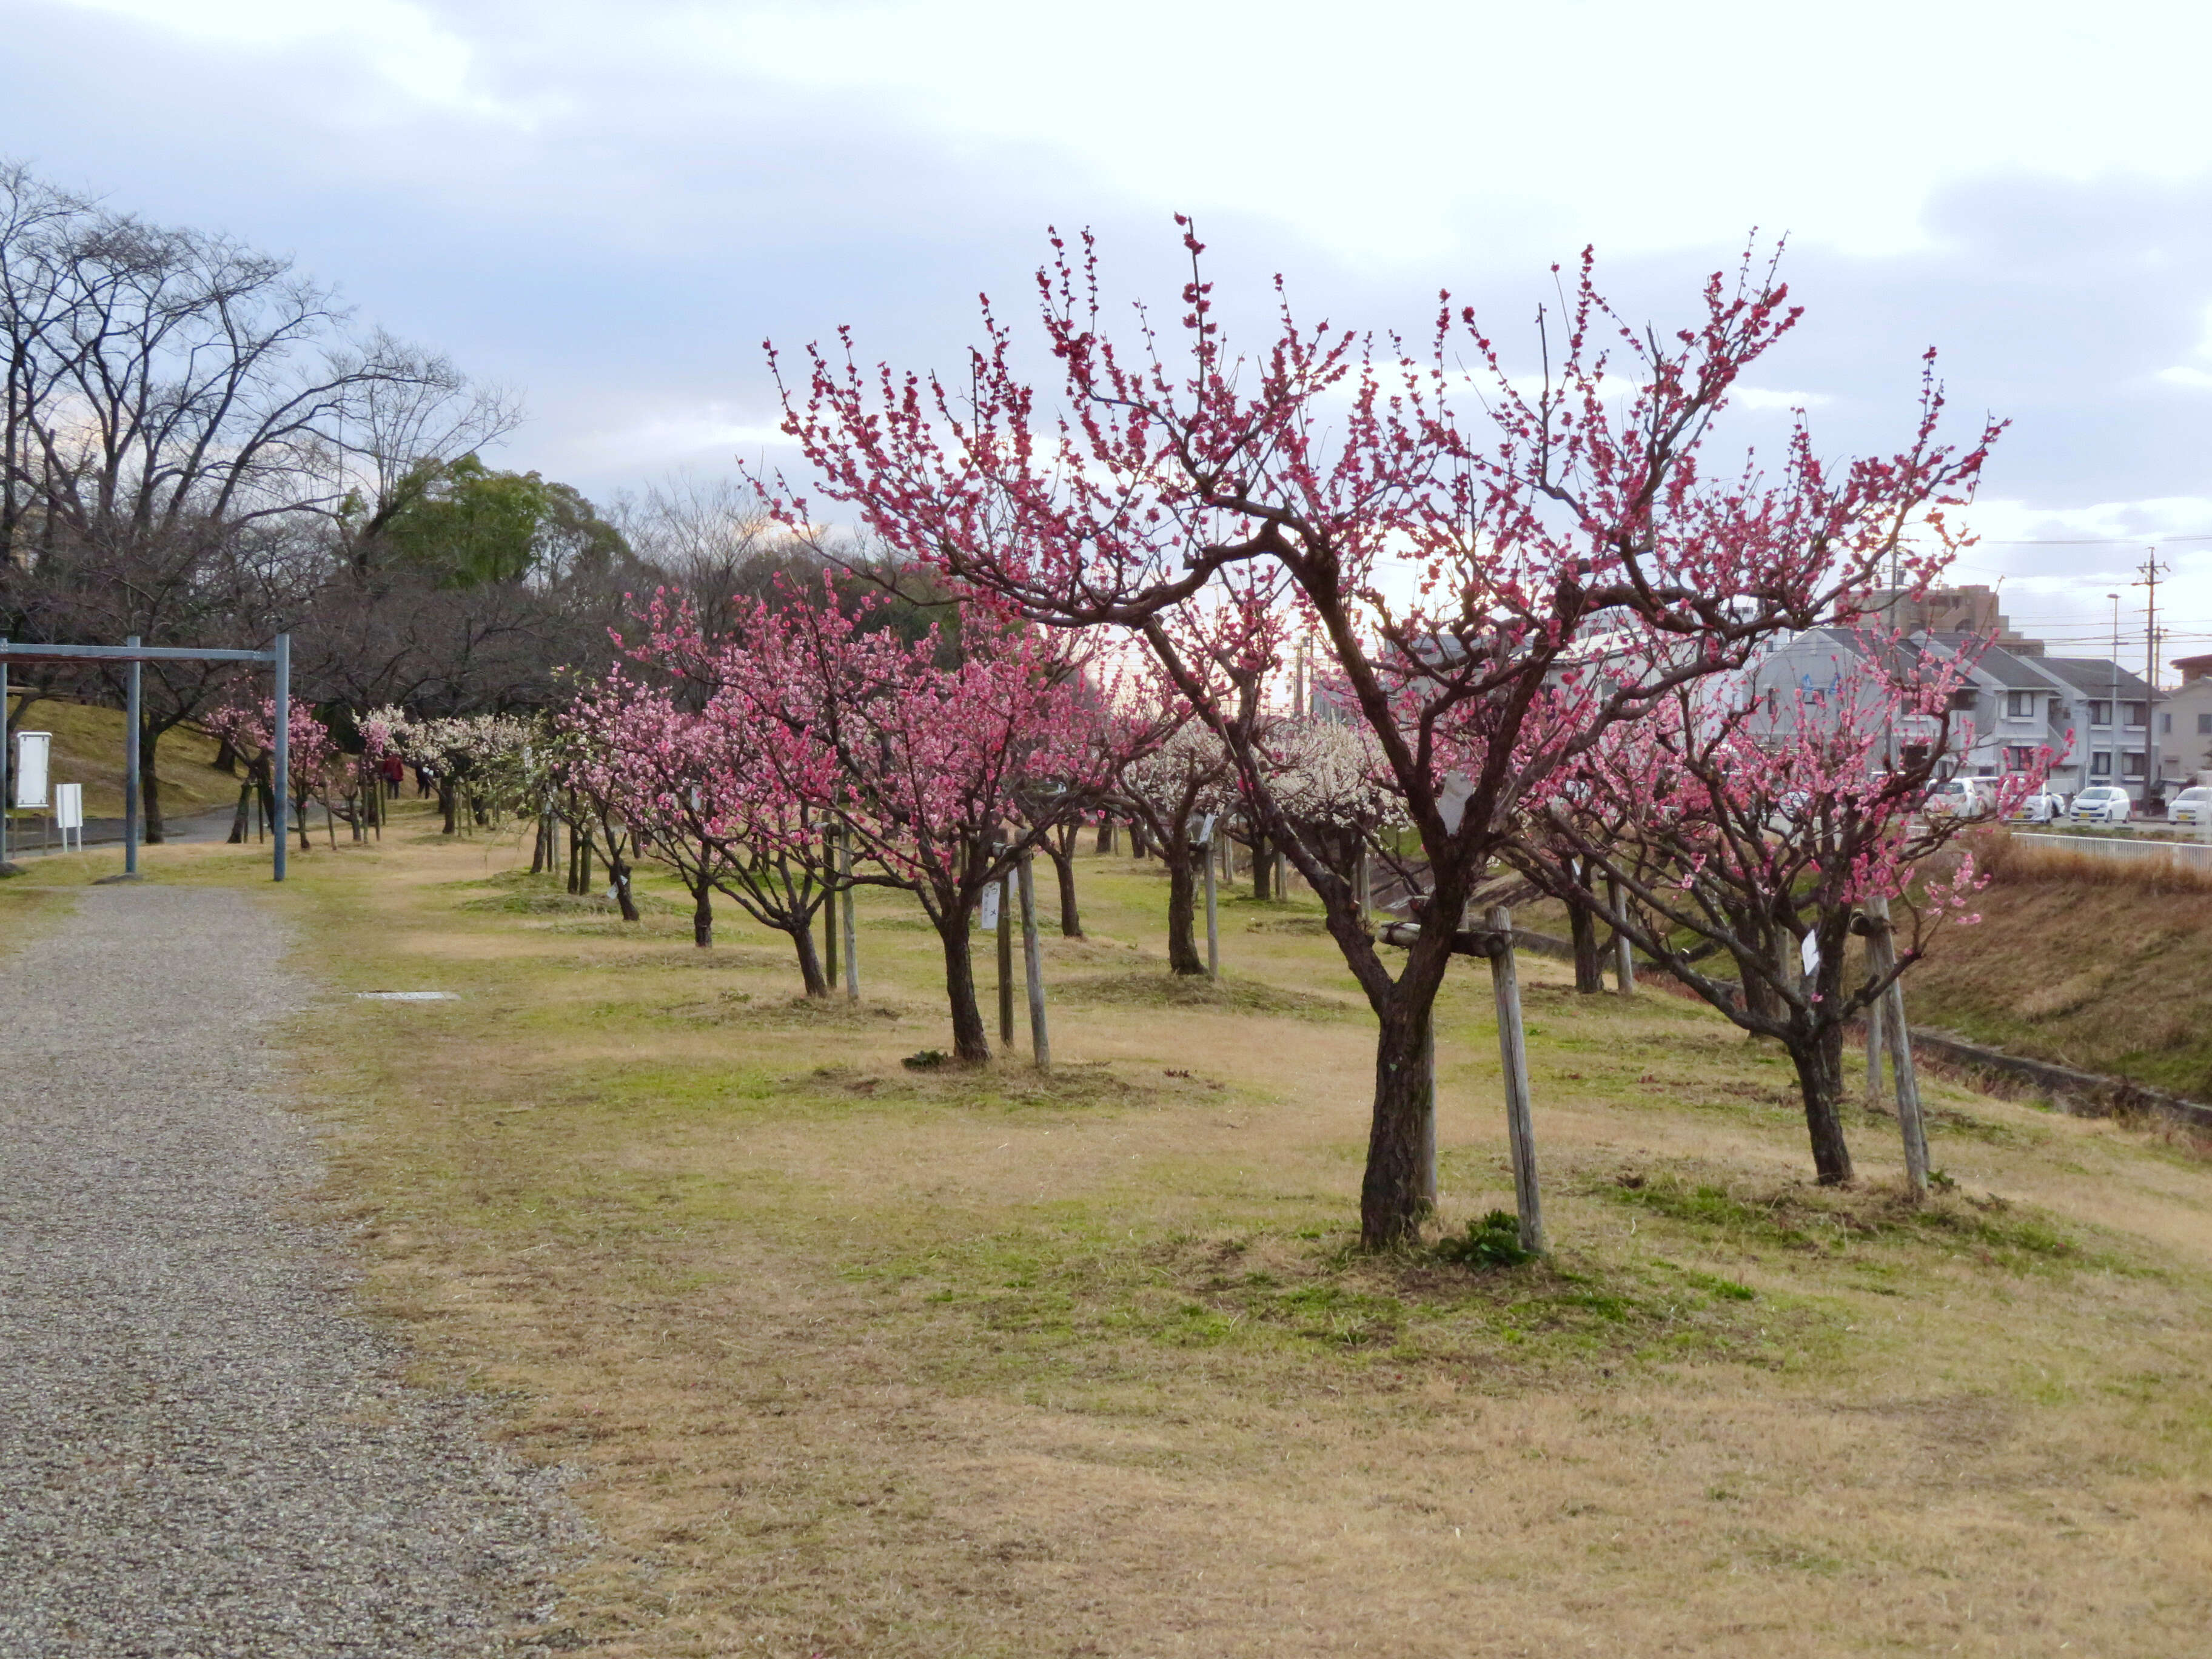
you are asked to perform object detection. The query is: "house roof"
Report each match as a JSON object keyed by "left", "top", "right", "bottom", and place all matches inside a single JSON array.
[
  {"left": 2029, "top": 657, "right": 2156, "bottom": 700},
  {"left": 1919, "top": 632, "right": 2053, "bottom": 689}
]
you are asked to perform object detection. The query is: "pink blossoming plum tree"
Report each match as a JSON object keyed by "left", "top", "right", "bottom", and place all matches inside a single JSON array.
[
  {"left": 639, "top": 586, "right": 1133, "bottom": 1062},
  {"left": 762, "top": 228, "right": 1999, "bottom": 1247},
  {"left": 1513, "top": 627, "right": 2045, "bottom": 1184}
]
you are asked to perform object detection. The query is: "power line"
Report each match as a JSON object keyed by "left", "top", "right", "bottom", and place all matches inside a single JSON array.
[{"left": 1972, "top": 533, "right": 2212, "bottom": 546}]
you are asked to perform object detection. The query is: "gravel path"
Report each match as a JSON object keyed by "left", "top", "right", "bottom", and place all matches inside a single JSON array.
[{"left": 0, "top": 884, "right": 582, "bottom": 1657}]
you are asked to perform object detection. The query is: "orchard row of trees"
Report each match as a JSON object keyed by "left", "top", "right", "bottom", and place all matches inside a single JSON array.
[
  {"left": 336, "top": 546, "right": 2019, "bottom": 1255},
  {"left": 5, "top": 161, "right": 2032, "bottom": 1248},
  {"left": 751, "top": 224, "right": 2023, "bottom": 1248}
]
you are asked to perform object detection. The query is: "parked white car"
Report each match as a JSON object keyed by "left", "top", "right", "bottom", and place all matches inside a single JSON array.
[
  {"left": 2168, "top": 786, "right": 2212, "bottom": 827},
  {"left": 2009, "top": 786, "right": 2067, "bottom": 823},
  {"left": 1923, "top": 776, "right": 1999, "bottom": 819},
  {"left": 2068, "top": 785, "right": 2132, "bottom": 824}
]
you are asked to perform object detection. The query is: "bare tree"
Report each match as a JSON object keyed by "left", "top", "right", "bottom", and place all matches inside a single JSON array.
[
  {"left": 328, "top": 331, "right": 521, "bottom": 574},
  {"left": 0, "top": 161, "right": 509, "bottom": 831}
]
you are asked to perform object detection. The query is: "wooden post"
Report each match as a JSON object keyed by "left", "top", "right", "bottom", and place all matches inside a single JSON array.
[
  {"left": 1486, "top": 905, "right": 1546, "bottom": 1255},
  {"left": 1607, "top": 877, "right": 1635, "bottom": 997},
  {"left": 996, "top": 865, "right": 1015, "bottom": 1047},
  {"left": 823, "top": 834, "right": 839, "bottom": 991},
  {"left": 1203, "top": 832, "right": 1219, "bottom": 980},
  {"left": 1863, "top": 993, "right": 1886, "bottom": 1107},
  {"left": 1419, "top": 1003, "right": 1438, "bottom": 1210},
  {"left": 1356, "top": 844, "right": 1371, "bottom": 923},
  {"left": 1864, "top": 896, "right": 1929, "bottom": 1198},
  {"left": 1018, "top": 851, "right": 1050, "bottom": 1071},
  {"left": 840, "top": 831, "right": 858, "bottom": 1000}
]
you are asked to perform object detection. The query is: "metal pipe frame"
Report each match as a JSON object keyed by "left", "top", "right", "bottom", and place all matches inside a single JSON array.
[{"left": 0, "top": 635, "right": 291, "bottom": 881}]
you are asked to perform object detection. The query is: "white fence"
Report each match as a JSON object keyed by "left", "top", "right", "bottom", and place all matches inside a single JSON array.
[{"left": 2013, "top": 832, "right": 2212, "bottom": 870}]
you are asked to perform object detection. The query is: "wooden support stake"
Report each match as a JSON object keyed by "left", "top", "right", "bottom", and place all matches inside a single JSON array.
[
  {"left": 1486, "top": 905, "right": 1546, "bottom": 1255},
  {"left": 822, "top": 834, "right": 839, "bottom": 990},
  {"left": 997, "top": 866, "right": 1015, "bottom": 1046},
  {"left": 840, "top": 831, "right": 859, "bottom": 999},
  {"left": 1419, "top": 1003, "right": 1438, "bottom": 1210},
  {"left": 1864, "top": 993, "right": 1886, "bottom": 1106},
  {"left": 1607, "top": 877, "right": 1635, "bottom": 997},
  {"left": 1203, "top": 834, "right": 1219, "bottom": 980},
  {"left": 1865, "top": 895, "right": 1928, "bottom": 1198},
  {"left": 1018, "top": 851, "right": 1050, "bottom": 1071}
]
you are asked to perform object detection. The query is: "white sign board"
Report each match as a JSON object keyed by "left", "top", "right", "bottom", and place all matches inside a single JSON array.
[
  {"left": 12, "top": 731, "right": 50, "bottom": 809},
  {"left": 53, "top": 782, "right": 82, "bottom": 830},
  {"left": 979, "top": 881, "right": 1001, "bottom": 930}
]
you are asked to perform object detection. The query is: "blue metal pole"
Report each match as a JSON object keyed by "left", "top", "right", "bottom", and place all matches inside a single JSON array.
[
  {"left": 1, "top": 639, "right": 12, "bottom": 872},
  {"left": 272, "top": 633, "right": 289, "bottom": 882},
  {"left": 124, "top": 635, "right": 140, "bottom": 877}
]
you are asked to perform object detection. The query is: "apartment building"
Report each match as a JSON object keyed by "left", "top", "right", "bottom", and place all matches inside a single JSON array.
[
  {"left": 2159, "top": 653, "right": 2212, "bottom": 786},
  {"left": 1743, "top": 624, "right": 2160, "bottom": 800}
]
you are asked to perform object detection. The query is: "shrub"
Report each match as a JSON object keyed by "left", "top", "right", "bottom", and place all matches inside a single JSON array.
[{"left": 1432, "top": 1210, "right": 1534, "bottom": 1269}]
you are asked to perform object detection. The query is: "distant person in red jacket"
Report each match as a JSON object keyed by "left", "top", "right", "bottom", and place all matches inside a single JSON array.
[{"left": 380, "top": 754, "right": 404, "bottom": 798}]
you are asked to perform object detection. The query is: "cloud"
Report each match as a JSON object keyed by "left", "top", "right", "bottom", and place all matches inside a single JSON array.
[
  {"left": 13, "top": 0, "right": 2212, "bottom": 666},
  {"left": 54, "top": 0, "right": 549, "bottom": 126}
]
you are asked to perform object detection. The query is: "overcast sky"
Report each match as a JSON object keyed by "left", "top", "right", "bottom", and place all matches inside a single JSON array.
[{"left": 7, "top": 0, "right": 2212, "bottom": 671}]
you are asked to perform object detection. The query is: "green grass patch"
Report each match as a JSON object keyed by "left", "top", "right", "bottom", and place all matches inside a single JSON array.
[{"left": 1056, "top": 967, "right": 1358, "bottom": 1021}]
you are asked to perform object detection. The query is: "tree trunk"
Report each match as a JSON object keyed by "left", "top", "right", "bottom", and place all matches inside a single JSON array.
[
  {"left": 440, "top": 782, "right": 458, "bottom": 836},
  {"left": 608, "top": 849, "right": 639, "bottom": 922},
  {"left": 791, "top": 917, "right": 828, "bottom": 996},
  {"left": 1165, "top": 852, "right": 1204, "bottom": 975},
  {"left": 1250, "top": 829, "right": 1273, "bottom": 900},
  {"left": 1568, "top": 889, "right": 1604, "bottom": 993},
  {"left": 227, "top": 782, "right": 251, "bottom": 845},
  {"left": 1131, "top": 822, "right": 1150, "bottom": 859},
  {"left": 213, "top": 736, "right": 240, "bottom": 776},
  {"left": 295, "top": 793, "right": 312, "bottom": 852},
  {"left": 936, "top": 914, "right": 991, "bottom": 1064},
  {"left": 1361, "top": 998, "right": 1436, "bottom": 1250},
  {"left": 1046, "top": 840, "right": 1082, "bottom": 937},
  {"left": 1094, "top": 820, "right": 1116, "bottom": 854},
  {"left": 1732, "top": 945, "right": 1777, "bottom": 1026},
  {"left": 1788, "top": 1025, "right": 1855, "bottom": 1185},
  {"left": 691, "top": 880, "right": 714, "bottom": 947}
]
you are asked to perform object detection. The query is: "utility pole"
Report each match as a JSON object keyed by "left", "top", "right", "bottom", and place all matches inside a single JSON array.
[
  {"left": 2136, "top": 552, "right": 2168, "bottom": 799},
  {"left": 2108, "top": 593, "right": 2121, "bottom": 796}
]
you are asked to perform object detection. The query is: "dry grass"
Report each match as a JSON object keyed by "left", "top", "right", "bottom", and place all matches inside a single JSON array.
[
  {"left": 1973, "top": 826, "right": 2212, "bottom": 894},
  {"left": 1906, "top": 845, "right": 2212, "bottom": 1099},
  {"left": 102, "top": 819, "right": 2212, "bottom": 1655},
  {"left": 2, "top": 692, "right": 238, "bottom": 819}
]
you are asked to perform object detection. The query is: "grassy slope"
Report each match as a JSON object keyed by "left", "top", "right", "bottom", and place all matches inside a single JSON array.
[
  {"left": 1903, "top": 869, "right": 2212, "bottom": 1099},
  {"left": 4, "top": 693, "right": 237, "bottom": 820},
  {"left": 132, "top": 817, "right": 2212, "bottom": 1657}
]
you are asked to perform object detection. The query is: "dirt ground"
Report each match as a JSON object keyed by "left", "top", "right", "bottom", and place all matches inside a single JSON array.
[{"left": 69, "top": 809, "right": 2212, "bottom": 1657}]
